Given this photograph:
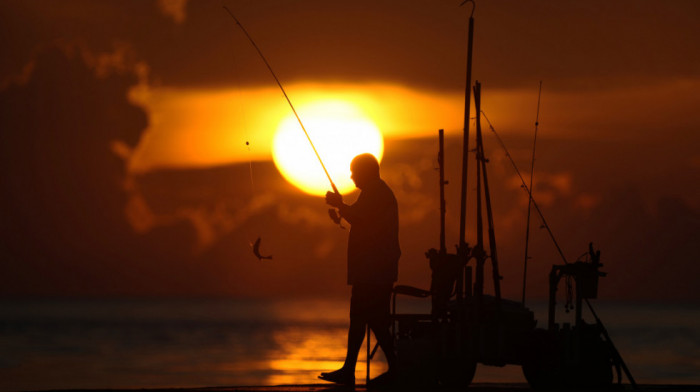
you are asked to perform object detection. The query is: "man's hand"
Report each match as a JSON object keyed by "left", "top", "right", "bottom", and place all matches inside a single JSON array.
[{"left": 325, "top": 191, "right": 343, "bottom": 208}]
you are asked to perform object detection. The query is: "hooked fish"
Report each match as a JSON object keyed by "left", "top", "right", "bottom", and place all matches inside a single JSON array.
[{"left": 253, "top": 237, "right": 272, "bottom": 260}]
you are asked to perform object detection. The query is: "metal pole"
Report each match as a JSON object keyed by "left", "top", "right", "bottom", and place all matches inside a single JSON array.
[
  {"left": 585, "top": 299, "right": 638, "bottom": 389},
  {"left": 458, "top": 0, "right": 475, "bottom": 301},
  {"left": 477, "top": 85, "right": 501, "bottom": 300},
  {"left": 459, "top": 2, "right": 475, "bottom": 252},
  {"left": 439, "top": 129, "right": 446, "bottom": 254},
  {"left": 366, "top": 325, "right": 370, "bottom": 385},
  {"left": 474, "top": 82, "right": 484, "bottom": 300}
]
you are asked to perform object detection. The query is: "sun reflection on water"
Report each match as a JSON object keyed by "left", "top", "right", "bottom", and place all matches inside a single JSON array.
[{"left": 264, "top": 326, "right": 389, "bottom": 385}]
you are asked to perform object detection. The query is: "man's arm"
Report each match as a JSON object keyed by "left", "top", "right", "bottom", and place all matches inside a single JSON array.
[{"left": 325, "top": 191, "right": 357, "bottom": 223}]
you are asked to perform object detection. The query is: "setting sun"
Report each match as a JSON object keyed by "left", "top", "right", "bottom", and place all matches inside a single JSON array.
[{"left": 272, "top": 101, "right": 384, "bottom": 196}]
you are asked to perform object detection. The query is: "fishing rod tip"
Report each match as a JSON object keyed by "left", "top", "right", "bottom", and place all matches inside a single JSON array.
[{"left": 459, "top": 0, "right": 475, "bottom": 17}]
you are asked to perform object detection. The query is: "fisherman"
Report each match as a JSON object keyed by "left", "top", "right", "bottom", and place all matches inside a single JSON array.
[{"left": 320, "top": 153, "right": 400, "bottom": 387}]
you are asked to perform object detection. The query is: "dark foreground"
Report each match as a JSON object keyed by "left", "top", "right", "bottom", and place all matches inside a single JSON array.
[{"left": 35, "top": 384, "right": 699, "bottom": 392}]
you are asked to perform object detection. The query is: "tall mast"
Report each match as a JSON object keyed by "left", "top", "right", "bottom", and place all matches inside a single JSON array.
[
  {"left": 439, "top": 129, "right": 447, "bottom": 255},
  {"left": 458, "top": 0, "right": 475, "bottom": 298},
  {"left": 476, "top": 83, "right": 501, "bottom": 300},
  {"left": 473, "top": 81, "right": 484, "bottom": 301}
]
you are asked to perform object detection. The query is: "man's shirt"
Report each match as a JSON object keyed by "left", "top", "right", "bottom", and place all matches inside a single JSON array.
[{"left": 340, "top": 178, "right": 400, "bottom": 286}]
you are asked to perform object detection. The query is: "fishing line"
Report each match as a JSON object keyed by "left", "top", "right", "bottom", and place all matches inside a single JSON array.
[
  {"left": 225, "top": 11, "right": 267, "bottom": 258},
  {"left": 246, "top": 141, "right": 255, "bottom": 193},
  {"left": 223, "top": 6, "right": 339, "bottom": 194}
]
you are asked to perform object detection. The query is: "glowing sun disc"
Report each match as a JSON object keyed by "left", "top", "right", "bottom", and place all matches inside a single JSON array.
[{"left": 272, "top": 101, "right": 384, "bottom": 196}]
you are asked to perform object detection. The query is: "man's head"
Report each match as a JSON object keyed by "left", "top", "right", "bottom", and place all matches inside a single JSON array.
[{"left": 350, "top": 153, "right": 380, "bottom": 189}]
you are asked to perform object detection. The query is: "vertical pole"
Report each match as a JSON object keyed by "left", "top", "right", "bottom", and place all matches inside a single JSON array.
[
  {"left": 478, "top": 88, "right": 502, "bottom": 300},
  {"left": 458, "top": 11, "right": 475, "bottom": 298},
  {"left": 575, "top": 279, "right": 583, "bottom": 329},
  {"left": 439, "top": 129, "right": 446, "bottom": 254},
  {"left": 548, "top": 267, "right": 558, "bottom": 331},
  {"left": 366, "top": 325, "right": 370, "bottom": 385},
  {"left": 474, "top": 82, "right": 484, "bottom": 301},
  {"left": 575, "top": 278, "right": 583, "bottom": 364},
  {"left": 465, "top": 266, "right": 473, "bottom": 296}
]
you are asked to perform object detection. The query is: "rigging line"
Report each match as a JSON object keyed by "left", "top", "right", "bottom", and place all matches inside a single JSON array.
[
  {"left": 480, "top": 110, "right": 569, "bottom": 266},
  {"left": 522, "top": 80, "right": 542, "bottom": 304},
  {"left": 223, "top": 6, "right": 339, "bottom": 194}
]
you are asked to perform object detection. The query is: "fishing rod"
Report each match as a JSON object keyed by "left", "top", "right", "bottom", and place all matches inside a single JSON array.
[
  {"left": 521, "top": 81, "right": 542, "bottom": 305},
  {"left": 223, "top": 6, "right": 339, "bottom": 195}
]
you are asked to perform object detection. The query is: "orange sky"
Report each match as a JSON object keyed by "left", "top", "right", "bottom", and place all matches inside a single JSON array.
[
  {"left": 0, "top": 0, "right": 699, "bottom": 300},
  {"left": 126, "top": 79, "right": 700, "bottom": 173}
]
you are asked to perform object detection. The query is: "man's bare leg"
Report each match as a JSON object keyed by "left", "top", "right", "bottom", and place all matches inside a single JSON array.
[{"left": 319, "top": 318, "right": 365, "bottom": 385}]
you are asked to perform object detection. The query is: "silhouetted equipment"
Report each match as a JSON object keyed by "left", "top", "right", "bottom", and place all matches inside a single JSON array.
[
  {"left": 484, "top": 114, "right": 638, "bottom": 389},
  {"left": 364, "top": 3, "right": 635, "bottom": 389},
  {"left": 521, "top": 244, "right": 610, "bottom": 388},
  {"left": 252, "top": 237, "right": 272, "bottom": 260}
]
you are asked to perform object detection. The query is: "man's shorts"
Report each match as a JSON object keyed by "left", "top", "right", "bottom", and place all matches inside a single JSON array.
[{"left": 350, "top": 282, "right": 393, "bottom": 323}]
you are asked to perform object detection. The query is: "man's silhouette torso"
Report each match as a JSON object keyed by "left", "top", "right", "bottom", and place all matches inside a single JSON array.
[{"left": 342, "top": 177, "right": 400, "bottom": 286}]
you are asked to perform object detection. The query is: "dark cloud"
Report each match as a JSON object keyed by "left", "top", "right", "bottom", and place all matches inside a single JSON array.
[
  {"left": 0, "top": 46, "right": 202, "bottom": 297},
  {"left": 2, "top": 1, "right": 699, "bottom": 93}
]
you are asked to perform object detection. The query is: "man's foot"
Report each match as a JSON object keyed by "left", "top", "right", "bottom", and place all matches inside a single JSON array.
[
  {"left": 367, "top": 370, "right": 396, "bottom": 389},
  {"left": 319, "top": 368, "right": 355, "bottom": 386}
]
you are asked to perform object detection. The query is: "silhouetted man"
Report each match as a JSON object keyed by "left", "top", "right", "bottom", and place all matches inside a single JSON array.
[{"left": 320, "top": 153, "right": 400, "bottom": 387}]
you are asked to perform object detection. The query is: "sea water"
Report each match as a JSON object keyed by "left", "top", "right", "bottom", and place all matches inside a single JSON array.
[{"left": 0, "top": 298, "right": 698, "bottom": 391}]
